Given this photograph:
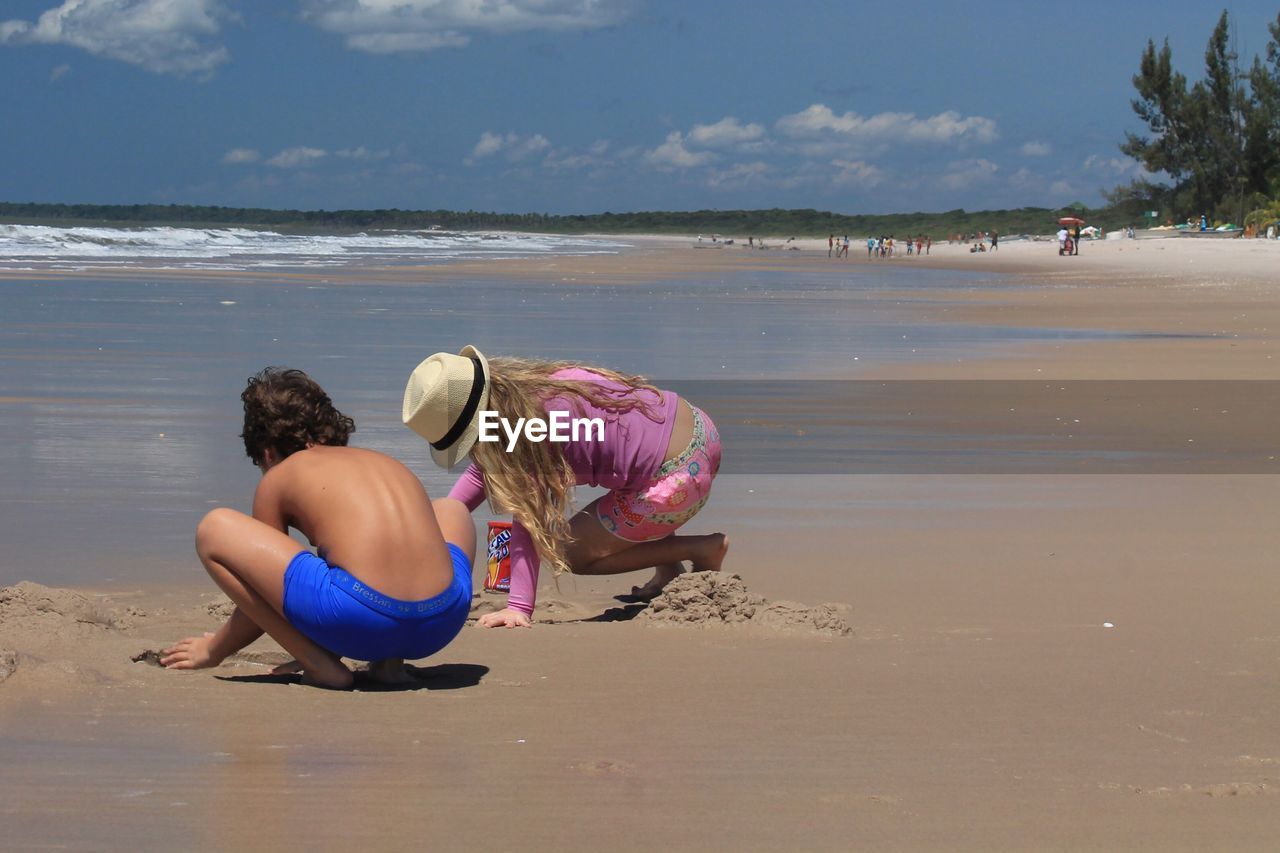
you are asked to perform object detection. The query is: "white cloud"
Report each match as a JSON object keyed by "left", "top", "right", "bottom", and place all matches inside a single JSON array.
[
  {"left": 49, "top": 63, "right": 71, "bottom": 82},
  {"left": 543, "top": 152, "right": 595, "bottom": 170},
  {"left": 644, "top": 132, "right": 715, "bottom": 169},
  {"left": 335, "top": 146, "right": 390, "bottom": 160},
  {"left": 299, "top": 0, "right": 631, "bottom": 54},
  {"left": 830, "top": 158, "right": 885, "bottom": 187},
  {"left": 940, "top": 158, "right": 999, "bottom": 190},
  {"left": 471, "top": 132, "right": 507, "bottom": 160},
  {"left": 1082, "top": 154, "right": 1143, "bottom": 177},
  {"left": 0, "top": 0, "right": 233, "bottom": 78},
  {"left": 688, "top": 117, "right": 766, "bottom": 148},
  {"left": 467, "top": 131, "right": 551, "bottom": 164},
  {"left": 543, "top": 142, "right": 613, "bottom": 171},
  {"left": 1020, "top": 141, "right": 1052, "bottom": 157},
  {"left": 266, "top": 146, "right": 329, "bottom": 168},
  {"left": 705, "top": 161, "right": 769, "bottom": 189},
  {"left": 776, "top": 104, "right": 998, "bottom": 146},
  {"left": 223, "top": 147, "right": 261, "bottom": 164}
]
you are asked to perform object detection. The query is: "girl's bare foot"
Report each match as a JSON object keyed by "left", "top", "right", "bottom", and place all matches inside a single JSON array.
[
  {"left": 629, "top": 562, "right": 685, "bottom": 601},
  {"left": 690, "top": 532, "right": 729, "bottom": 573}
]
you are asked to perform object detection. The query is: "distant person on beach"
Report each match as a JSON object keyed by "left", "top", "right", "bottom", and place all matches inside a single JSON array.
[
  {"left": 867, "top": 236, "right": 875, "bottom": 257},
  {"left": 1057, "top": 227, "right": 1069, "bottom": 254},
  {"left": 990, "top": 231, "right": 999, "bottom": 251},
  {"left": 161, "top": 368, "right": 474, "bottom": 688},
  {"left": 403, "top": 347, "right": 727, "bottom": 629},
  {"left": 841, "top": 235, "right": 850, "bottom": 258},
  {"left": 829, "top": 234, "right": 834, "bottom": 257}
]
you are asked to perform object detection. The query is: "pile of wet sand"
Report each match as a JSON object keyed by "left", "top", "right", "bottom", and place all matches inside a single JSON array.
[
  {"left": 637, "top": 572, "right": 852, "bottom": 636},
  {"left": 0, "top": 581, "right": 126, "bottom": 632}
]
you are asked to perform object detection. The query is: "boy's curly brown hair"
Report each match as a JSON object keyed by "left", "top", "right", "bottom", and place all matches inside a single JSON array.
[{"left": 240, "top": 367, "right": 355, "bottom": 467}]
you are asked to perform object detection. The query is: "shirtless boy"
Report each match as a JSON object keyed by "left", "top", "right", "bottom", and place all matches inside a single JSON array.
[{"left": 162, "top": 367, "right": 474, "bottom": 689}]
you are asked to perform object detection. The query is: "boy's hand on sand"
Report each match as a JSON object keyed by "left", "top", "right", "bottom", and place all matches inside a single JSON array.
[
  {"left": 160, "top": 633, "right": 221, "bottom": 669},
  {"left": 476, "top": 608, "right": 532, "bottom": 629}
]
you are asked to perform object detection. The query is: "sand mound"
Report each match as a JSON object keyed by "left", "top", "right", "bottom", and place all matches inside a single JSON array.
[
  {"left": 637, "top": 573, "right": 852, "bottom": 636},
  {"left": 204, "top": 596, "right": 236, "bottom": 620},
  {"left": 0, "top": 581, "right": 120, "bottom": 629},
  {"left": 751, "top": 599, "right": 854, "bottom": 634}
]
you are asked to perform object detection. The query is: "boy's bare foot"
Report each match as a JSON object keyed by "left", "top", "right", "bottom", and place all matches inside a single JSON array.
[
  {"left": 367, "top": 658, "right": 415, "bottom": 686},
  {"left": 269, "top": 654, "right": 354, "bottom": 690},
  {"left": 300, "top": 655, "right": 354, "bottom": 690},
  {"left": 690, "top": 532, "right": 729, "bottom": 573}
]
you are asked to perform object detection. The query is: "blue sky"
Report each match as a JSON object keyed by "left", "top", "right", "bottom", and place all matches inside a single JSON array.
[{"left": 2, "top": 1, "right": 1278, "bottom": 215}]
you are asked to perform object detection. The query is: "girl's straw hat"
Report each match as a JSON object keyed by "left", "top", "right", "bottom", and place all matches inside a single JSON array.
[{"left": 402, "top": 345, "right": 490, "bottom": 469}]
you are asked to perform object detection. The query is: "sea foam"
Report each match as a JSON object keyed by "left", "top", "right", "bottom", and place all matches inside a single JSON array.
[{"left": 0, "top": 223, "right": 625, "bottom": 270}]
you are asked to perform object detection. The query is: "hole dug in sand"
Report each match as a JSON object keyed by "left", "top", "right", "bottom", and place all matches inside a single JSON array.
[{"left": 637, "top": 572, "right": 852, "bottom": 636}]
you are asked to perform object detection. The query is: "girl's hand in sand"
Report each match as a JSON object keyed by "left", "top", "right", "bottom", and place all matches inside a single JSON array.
[
  {"left": 476, "top": 608, "right": 532, "bottom": 629},
  {"left": 160, "top": 633, "right": 222, "bottom": 669}
]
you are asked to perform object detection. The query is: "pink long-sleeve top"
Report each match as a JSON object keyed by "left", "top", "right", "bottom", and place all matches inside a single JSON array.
[{"left": 447, "top": 368, "right": 679, "bottom": 615}]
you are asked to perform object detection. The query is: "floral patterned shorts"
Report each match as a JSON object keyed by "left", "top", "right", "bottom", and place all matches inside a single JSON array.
[{"left": 595, "top": 402, "right": 722, "bottom": 542}]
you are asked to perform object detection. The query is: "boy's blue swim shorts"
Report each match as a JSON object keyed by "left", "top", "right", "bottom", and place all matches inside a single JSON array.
[{"left": 282, "top": 544, "right": 472, "bottom": 662}]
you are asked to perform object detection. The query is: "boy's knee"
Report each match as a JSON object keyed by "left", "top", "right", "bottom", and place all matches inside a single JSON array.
[{"left": 195, "top": 507, "right": 239, "bottom": 555}]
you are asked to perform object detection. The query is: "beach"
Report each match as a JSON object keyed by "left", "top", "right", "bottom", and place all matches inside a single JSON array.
[{"left": 3, "top": 234, "right": 1280, "bottom": 851}]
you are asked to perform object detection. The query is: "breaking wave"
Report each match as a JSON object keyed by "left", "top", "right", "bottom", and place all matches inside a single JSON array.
[{"left": 0, "top": 223, "right": 626, "bottom": 270}]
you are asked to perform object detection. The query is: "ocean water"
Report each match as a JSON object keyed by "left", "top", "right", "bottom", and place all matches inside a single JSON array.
[
  {"left": 0, "top": 223, "right": 625, "bottom": 270},
  {"left": 0, "top": 238, "right": 1161, "bottom": 586}
]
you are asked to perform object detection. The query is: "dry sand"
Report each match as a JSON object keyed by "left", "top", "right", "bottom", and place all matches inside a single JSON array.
[{"left": 4, "top": 235, "right": 1280, "bottom": 851}]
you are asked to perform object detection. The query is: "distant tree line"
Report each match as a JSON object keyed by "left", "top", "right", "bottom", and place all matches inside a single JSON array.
[
  {"left": 1113, "top": 9, "right": 1280, "bottom": 226},
  {"left": 0, "top": 201, "right": 1124, "bottom": 240}
]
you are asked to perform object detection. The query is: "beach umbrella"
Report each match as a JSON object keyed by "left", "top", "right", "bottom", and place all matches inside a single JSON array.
[{"left": 1058, "top": 216, "right": 1086, "bottom": 226}]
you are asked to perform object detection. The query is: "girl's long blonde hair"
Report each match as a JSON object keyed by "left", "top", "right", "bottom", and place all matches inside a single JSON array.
[{"left": 469, "top": 356, "right": 662, "bottom": 576}]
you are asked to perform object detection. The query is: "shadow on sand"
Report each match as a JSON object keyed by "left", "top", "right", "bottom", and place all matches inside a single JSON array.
[
  {"left": 214, "top": 662, "right": 490, "bottom": 692},
  {"left": 574, "top": 602, "right": 648, "bottom": 623}
]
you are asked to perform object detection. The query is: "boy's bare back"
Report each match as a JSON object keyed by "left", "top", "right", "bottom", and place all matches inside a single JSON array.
[{"left": 253, "top": 445, "right": 454, "bottom": 601}]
